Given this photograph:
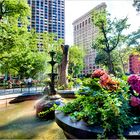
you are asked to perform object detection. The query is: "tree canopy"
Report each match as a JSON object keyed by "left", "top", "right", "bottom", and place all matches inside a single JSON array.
[
  {"left": 133, "top": 0, "right": 140, "bottom": 13},
  {"left": 0, "top": 0, "right": 30, "bottom": 21},
  {"left": 92, "top": 10, "right": 130, "bottom": 75},
  {"left": 69, "top": 45, "right": 85, "bottom": 77},
  {"left": 127, "top": 28, "right": 140, "bottom": 51},
  {"left": 0, "top": 0, "right": 46, "bottom": 79}
]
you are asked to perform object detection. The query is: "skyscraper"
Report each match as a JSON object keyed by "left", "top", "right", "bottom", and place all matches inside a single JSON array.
[
  {"left": 73, "top": 3, "right": 106, "bottom": 75},
  {"left": 28, "top": 0, "right": 65, "bottom": 40}
]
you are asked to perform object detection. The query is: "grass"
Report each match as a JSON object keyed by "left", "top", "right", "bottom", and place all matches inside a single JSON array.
[{"left": 0, "top": 100, "right": 66, "bottom": 139}]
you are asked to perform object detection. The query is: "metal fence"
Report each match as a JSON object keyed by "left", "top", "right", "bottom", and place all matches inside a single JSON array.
[{"left": 0, "top": 82, "right": 45, "bottom": 95}]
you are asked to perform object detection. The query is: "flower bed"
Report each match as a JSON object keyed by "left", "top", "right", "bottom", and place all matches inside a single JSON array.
[{"left": 56, "top": 69, "right": 140, "bottom": 139}]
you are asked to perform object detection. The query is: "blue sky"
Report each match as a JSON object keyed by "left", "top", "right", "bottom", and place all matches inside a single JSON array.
[{"left": 65, "top": 0, "right": 140, "bottom": 45}]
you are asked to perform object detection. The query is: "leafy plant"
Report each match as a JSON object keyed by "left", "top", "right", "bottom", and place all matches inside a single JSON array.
[
  {"left": 58, "top": 69, "right": 140, "bottom": 139},
  {"left": 38, "top": 104, "right": 58, "bottom": 118}
]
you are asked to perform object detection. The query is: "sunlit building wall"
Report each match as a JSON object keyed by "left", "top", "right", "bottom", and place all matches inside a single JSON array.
[{"left": 73, "top": 3, "right": 106, "bottom": 75}]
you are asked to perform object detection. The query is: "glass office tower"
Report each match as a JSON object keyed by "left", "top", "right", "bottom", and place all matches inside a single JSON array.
[{"left": 28, "top": 0, "right": 65, "bottom": 40}]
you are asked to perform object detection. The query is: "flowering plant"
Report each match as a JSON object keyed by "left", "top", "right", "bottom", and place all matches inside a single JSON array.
[
  {"left": 58, "top": 69, "right": 140, "bottom": 139},
  {"left": 128, "top": 75, "right": 140, "bottom": 95},
  {"left": 128, "top": 75, "right": 140, "bottom": 110},
  {"left": 130, "top": 96, "right": 140, "bottom": 109},
  {"left": 91, "top": 69, "right": 119, "bottom": 91}
]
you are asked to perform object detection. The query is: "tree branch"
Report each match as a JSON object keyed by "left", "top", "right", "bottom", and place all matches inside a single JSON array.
[
  {"left": 110, "top": 31, "right": 121, "bottom": 51},
  {"left": 100, "top": 22, "right": 110, "bottom": 51},
  {"left": 0, "top": 0, "right": 4, "bottom": 20}
]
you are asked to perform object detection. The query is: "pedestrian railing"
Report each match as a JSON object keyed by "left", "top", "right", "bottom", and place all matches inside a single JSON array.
[{"left": 0, "top": 82, "right": 45, "bottom": 95}]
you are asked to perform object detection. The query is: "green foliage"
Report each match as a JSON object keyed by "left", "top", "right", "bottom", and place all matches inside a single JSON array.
[
  {"left": 67, "top": 81, "right": 74, "bottom": 90},
  {"left": 127, "top": 28, "right": 140, "bottom": 50},
  {"left": 57, "top": 75, "right": 74, "bottom": 90},
  {"left": 95, "top": 50, "right": 124, "bottom": 77},
  {"left": 133, "top": 0, "right": 140, "bottom": 12},
  {"left": 0, "top": 27, "right": 46, "bottom": 78},
  {"left": 92, "top": 10, "right": 130, "bottom": 75},
  {"left": 38, "top": 104, "right": 58, "bottom": 118},
  {"left": 81, "top": 78, "right": 101, "bottom": 91},
  {"left": 69, "top": 45, "right": 85, "bottom": 77},
  {"left": 0, "top": 1, "right": 58, "bottom": 78},
  {"left": 58, "top": 77, "right": 138, "bottom": 139},
  {"left": 0, "top": 0, "right": 44, "bottom": 78},
  {"left": 0, "top": 0, "right": 30, "bottom": 22}
]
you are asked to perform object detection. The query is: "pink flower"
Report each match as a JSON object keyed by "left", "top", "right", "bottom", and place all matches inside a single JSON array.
[
  {"left": 128, "top": 75, "right": 138, "bottom": 85},
  {"left": 128, "top": 75, "right": 140, "bottom": 95},
  {"left": 130, "top": 96, "right": 140, "bottom": 107}
]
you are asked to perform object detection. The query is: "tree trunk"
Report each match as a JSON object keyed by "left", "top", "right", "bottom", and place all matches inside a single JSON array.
[
  {"left": 107, "top": 52, "right": 116, "bottom": 75},
  {"left": 0, "top": 15, "right": 2, "bottom": 21},
  {"left": 58, "top": 45, "right": 69, "bottom": 87}
]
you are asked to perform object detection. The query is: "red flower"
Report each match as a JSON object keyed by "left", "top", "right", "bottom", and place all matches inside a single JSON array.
[
  {"left": 91, "top": 69, "right": 107, "bottom": 78},
  {"left": 100, "top": 73, "right": 111, "bottom": 87},
  {"left": 91, "top": 69, "right": 119, "bottom": 91}
]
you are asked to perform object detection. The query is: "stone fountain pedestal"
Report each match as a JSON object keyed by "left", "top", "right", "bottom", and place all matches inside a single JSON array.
[
  {"left": 36, "top": 95, "right": 62, "bottom": 120},
  {"left": 36, "top": 50, "right": 62, "bottom": 120}
]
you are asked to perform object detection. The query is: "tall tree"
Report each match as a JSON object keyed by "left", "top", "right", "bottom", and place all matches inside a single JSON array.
[
  {"left": 95, "top": 50, "right": 123, "bottom": 75},
  {"left": 92, "top": 10, "right": 130, "bottom": 75},
  {"left": 41, "top": 32, "right": 69, "bottom": 86},
  {"left": 58, "top": 45, "right": 69, "bottom": 87},
  {"left": 0, "top": 0, "right": 46, "bottom": 79},
  {"left": 0, "top": 0, "right": 30, "bottom": 58},
  {"left": 117, "top": 46, "right": 134, "bottom": 74}
]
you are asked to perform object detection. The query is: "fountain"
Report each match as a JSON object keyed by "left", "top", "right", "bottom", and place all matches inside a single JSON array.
[
  {"left": 36, "top": 50, "right": 62, "bottom": 120},
  {"left": 47, "top": 50, "right": 60, "bottom": 99}
]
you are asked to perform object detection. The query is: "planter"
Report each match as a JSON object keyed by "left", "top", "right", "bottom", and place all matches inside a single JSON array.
[{"left": 55, "top": 110, "right": 140, "bottom": 139}]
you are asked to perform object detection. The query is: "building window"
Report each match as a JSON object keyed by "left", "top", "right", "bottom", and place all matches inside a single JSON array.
[
  {"left": 77, "top": 25, "right": 79, "bottom": 30},
  {"left": 80, "top": 23, "right": 81, "bottom": 28},
  {"left": 88, "top": 18, "right": 90, "bottom": 23},
  {"left": 85, "top": 20, "right": 87, "bottom": 25},
  {"left": 82, "top": 21, "right": 84, "bottom": 27}
]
